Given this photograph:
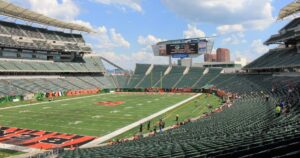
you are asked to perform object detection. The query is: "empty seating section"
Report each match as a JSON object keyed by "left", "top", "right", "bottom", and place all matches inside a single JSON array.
[
  {"left": 193, "top": 68, "right": 222, "bottom": 88},
  {"left": 0, "top": 76, "right": 114, "bottom": 97},
  {"left": 244, "top": 47, "right": 300, "bottom": 69},
  {"left": 86, "top": 57, "right": 105, "bottom": 72},
  {"left": 126, "top": 64, "right": 223, "bottom": 89},
  {"left": 51, "top": 44, "right": 66, "bottom": 50},
  {"left": 0, "top": 36, "right": 16, "bottom": 46},
  {"left": 33, "top": 40, "right": 52, "bottom": 50},
  {"left": 246, "top": 17, "right": 300, "bottom": 70},
  {"left": 0, "top": 56, "right": 105, "bottom": 72},
  {"left": 58, "top": 75, "right": 300, "bottom": 157},
  {"left": 134, "top": 64, "right": 151, "bottom": 74},
  {"left": 0, "top": 25, "right": 9, "bottom": 34},
  {"left": 175, "top": 67, "right": 205, "bottom": 88},
  {"left": 73, "top": 34, "right": 85, "bottom": 43},
  {"left": 69, "top": 63, "right": 89, "bottom": 72},
  {"left": 211, "top": 74, "right": 273, "bottom": 94},
  {"left": 137, "top": 65, "right": 168, "bottom": 88},
  {"left": 39, "top": 29, "right": 59, "bottom": 41},
  {"left": 161, "top": 66, "right": 186, "bottom": 88},
  {"left": 281, "top": 17, "right": 300, "bottom": 31},
  {"left": 127, "top": 64, "right": 150, "bottom": 88},
  {"left": 65, "top": 43, "right": 81, "bottom": 51},
  {"left": 13, "top": 61, "right": 35, "bottom": 71},
  {"left": 0, "top": 21, "right": 24, "bottom": 36},
  {"left": 54, "top": 32, "right": 75, "bottom": 42},
  {"left": 28, "top": 62, "right": 49, "bottom": 71},
  {"left": 95, "top": 76, "right": 115, "bottom": 89},
  {"left": 0, "top": 20, "right": 91, "bottom": 52},
  {"left": 114, "top": 75, "right": 129, "bottom": 88},
  {"left": 0, "top": 55, "right": 110, "bottom": 97},
  {"left": 18, "top": 25, "right": 42, "bottom": 39},
  {"left": 0, "top": 60, "right": 20, "bottom": 70}
]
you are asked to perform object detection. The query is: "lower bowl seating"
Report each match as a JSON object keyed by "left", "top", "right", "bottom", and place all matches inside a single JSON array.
[{"left": 58, "top": 75, "right": 300, "bottom": 158}]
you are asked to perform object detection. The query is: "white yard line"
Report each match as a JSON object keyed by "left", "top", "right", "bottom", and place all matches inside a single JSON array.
[
  {"left": 0, "top": 93, "right": 110, "bottom": 111},
  {"left": 80, "top": 93, "right": 202, "bottom": 148}
]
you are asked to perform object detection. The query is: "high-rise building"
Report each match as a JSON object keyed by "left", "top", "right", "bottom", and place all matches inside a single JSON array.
[
  {"left": 204, "top": 53, "right": 217, "bottom": 62},
  {"left": 216, "top": 48, "right": 230, "bottom": 62}
]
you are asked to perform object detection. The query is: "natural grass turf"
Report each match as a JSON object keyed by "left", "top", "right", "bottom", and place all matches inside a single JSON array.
[
  {"left": 114, "top": 94, "right": 222, "bottom": 140},
  {"left": 0, "top": 94, "right": 97, "bottom": 108},
  {"left": 0, "top": 149, "right": 24, "bottom": 158},
  {"left": 0, "top": 93, "right": 192, "bottom": 136}
]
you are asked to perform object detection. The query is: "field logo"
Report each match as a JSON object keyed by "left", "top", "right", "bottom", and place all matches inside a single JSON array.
[{"left": 96, "top": 101, "right": 124, "bottom": 107}]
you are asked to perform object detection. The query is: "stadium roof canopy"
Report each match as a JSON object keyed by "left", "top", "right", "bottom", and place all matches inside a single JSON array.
[
  {"left": 0, "top": 0, "right": 93, "bottom": 33},
  {"left": 278, "top": 0, "right": 300, "bottom": 20}
]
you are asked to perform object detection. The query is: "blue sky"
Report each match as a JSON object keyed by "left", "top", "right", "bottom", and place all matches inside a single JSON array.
[{"left": 10, "top": 0, "right": 295, "bottom": 69}]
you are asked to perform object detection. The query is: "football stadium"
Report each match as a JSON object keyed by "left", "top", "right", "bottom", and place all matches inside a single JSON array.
[{"left": 0, "top": 0, "right": 300, "bottom": 158}]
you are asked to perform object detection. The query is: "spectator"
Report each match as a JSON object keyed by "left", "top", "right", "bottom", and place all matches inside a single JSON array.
[
  {"left": 208, "top": 104, "right": 212, "bottom": 109},
  {"left": 159, "top": 119, "right": 163, "bottom": 132},
  {"left": 279, "top": 100, "right": 285, "bottom": 109},
  {"left": 283, "top": 103, "right": 290, "bottom": 116},
  {"left": 139, "top": 124, "right": 143, "bottom": 133},
  {"left": 265, "top": 94, "right": 269, "bottom": 102},
  {"left": 153, "top": 125, "right": 157, "bottom": 134},
  {"left": 147, "top": 121, "right": 151, "bottom": 130},
  {"left": 175, "top": 114, "right": 179, "bottom": 122},
  {"left": 275, "top": 105, "right": 281, "bottom": 117}
]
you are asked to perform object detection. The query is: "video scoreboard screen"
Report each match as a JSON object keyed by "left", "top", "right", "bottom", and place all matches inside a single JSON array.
[
  {"left": 166, "top": 42, "right": 198, "bottom": 55},
  {"left": 152, "top": 38, "right": 210, "bottom": 57}
]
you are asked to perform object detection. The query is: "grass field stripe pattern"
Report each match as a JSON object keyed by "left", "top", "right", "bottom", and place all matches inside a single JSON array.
[
  {"left": 80, "top": 93, "right": 202, "bottom": 148},
  {"left": 0, "top": 93, "right": 191, "bottom": 136},
  {"left": 0, "top": 93, "right": 109, "bottom": 111}
]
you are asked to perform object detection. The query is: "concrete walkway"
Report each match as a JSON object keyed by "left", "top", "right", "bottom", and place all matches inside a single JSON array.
[
  {"left": 80, "top": 93, "right": 201, "bottom": 148},
  {"left": 0, "top": 143, "right": 42, "bottom": 153}
]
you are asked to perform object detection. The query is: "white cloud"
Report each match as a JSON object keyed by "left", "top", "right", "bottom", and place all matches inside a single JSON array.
[
  {"left": 183, "top": 24, "right": 205, "bottom": 38},
  {"left": 217, "top": 24, "right": 245, "bottom": 35},
  {"left": 89, "top": 26, "right": 130, "bottom": 50},
  {"left": 137, "top": 35, "right": 163, "bottom": 46},
  {"left": 100, "top": 34, "right": 168, "bottom": 69},
  {"left": 221, "top": 33, "right": 246, "bottom": 45},
  {"left": 111, "top": 28, "right": 130, "bottom": 48},
  {"left": 24, "top": 0, "right": 79, "bottom": 20},
  {"left": 251, "top": 39, "right": 269, "bottom": 54},
  {"left": 93, "top": 0, "right": 142, "bottom": 12},
  {"left": 162, "top": 0, "right": 275, "bottom": 30},
  {"left": 99, "top": 51, "right": 167, "bottom": 69}
]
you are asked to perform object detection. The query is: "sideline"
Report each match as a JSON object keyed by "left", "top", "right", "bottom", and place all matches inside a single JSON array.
[
  {"left": 0, "top": 93, "right": 110, "bottom": 111},
  {"left": 80, "top": 93, "right": 202, "bottom": 148},
  {"left": 0, "top": 143, "right": 42, "bottom": 153}
]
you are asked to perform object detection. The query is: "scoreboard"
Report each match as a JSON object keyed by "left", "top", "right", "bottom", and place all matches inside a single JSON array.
[
  {"left": 166, "top": 43, "right": 198, "bottom": 55},
  {"left": 152, "top": 38, "right": 212, "bottom": 58}
]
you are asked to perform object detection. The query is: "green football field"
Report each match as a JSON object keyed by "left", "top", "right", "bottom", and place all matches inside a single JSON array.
[
  {"left": 0, "top": 93, "right": 193, "bottom": 136},
  {"left": 115, "top": 94, "right": 222, "bottom": 140}
]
